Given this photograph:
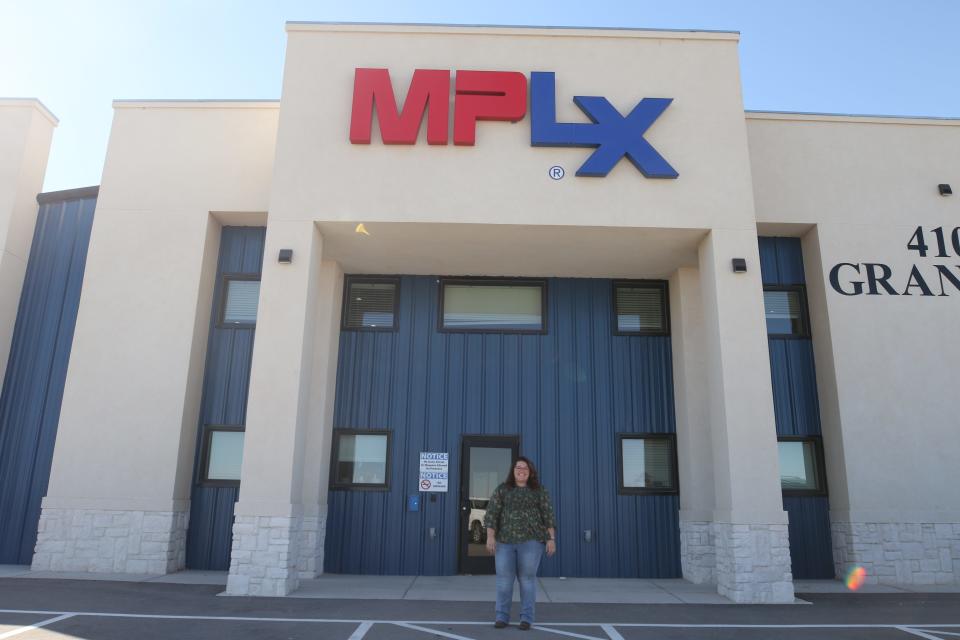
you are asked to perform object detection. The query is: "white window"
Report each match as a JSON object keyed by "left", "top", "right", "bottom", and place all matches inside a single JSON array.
[
  {"left": 614, "top": 282, "right": 668, "bottom": 334},
  {"left": 331, "top": 430, "right": 391, "bottom": 489},
  {"left": 763, "top": 288, "right": 808, "bottom": 336},
  {"left": 201, "top": 427, "right": 244, "bottom": 484},
  {"left": 441, "top": 280, "right": 545, "bottom": 332},
  {"left": 778, "top": 438, "right": 826, "bottom": 494},
  {"left": 343, "top": 277, "right": 399, "bottom": 330},
  {"left": 222, "top": 278, "right": 260, "bottom": 325},
  {"left": 618, "top": 434, "right": 677, "bottom": 494}
]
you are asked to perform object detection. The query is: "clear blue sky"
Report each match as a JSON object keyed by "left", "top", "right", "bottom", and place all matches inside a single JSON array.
[{"left": 2, "top": 0, "right": 958, "bottom": 192}]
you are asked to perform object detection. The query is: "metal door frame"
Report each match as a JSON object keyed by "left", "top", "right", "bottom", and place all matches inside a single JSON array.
[{"left": 458, "top": 435, "right": 520, "bottom": 574}]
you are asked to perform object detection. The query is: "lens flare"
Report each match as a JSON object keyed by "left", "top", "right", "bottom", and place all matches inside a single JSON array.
[{"left": 845, "top": 565, "right": 867, "bottom": 591}]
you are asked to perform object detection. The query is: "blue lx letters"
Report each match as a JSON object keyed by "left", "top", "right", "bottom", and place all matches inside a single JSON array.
[{"left": 530, "top": 72, "right": 678, "bottom": 178}]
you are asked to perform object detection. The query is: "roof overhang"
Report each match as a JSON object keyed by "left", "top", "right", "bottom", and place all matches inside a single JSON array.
[{"left": 315, "top": 221, "right": 705, "bottom": 279}]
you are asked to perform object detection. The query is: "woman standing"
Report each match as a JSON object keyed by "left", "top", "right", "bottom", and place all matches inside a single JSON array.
[{"left": 483, "top": 456, "right": 556, "bottom": 630}]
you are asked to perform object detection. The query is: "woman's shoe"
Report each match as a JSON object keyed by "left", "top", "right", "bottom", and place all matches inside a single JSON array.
[
  {"left": 519, "top": 621, "right": 531, "bottom": 631},
  {"left": 494, "top": 620, "right": 507, "bottom": 629}
]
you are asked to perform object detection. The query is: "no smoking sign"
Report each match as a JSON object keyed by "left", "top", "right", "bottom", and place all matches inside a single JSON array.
[{"left": 419, "top": 452, "right": 448, "bottom": 492}]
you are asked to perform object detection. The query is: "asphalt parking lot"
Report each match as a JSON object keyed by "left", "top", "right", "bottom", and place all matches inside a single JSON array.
[{"left": 1, "top": 579, "right": 959, "bottom": 639}]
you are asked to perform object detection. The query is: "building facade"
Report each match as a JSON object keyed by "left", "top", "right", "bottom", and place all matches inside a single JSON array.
[{"left": 1, "top": 24, "right": 958, "bottom": 604}]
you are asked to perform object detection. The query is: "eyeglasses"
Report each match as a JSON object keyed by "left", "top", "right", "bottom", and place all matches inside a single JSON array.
[{"left": 514, "top": 466, "right": 530, "bottom": 472}]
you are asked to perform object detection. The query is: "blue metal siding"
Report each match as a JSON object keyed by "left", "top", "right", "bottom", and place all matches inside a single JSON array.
[
  {"left": 783, "top": 495, "right": 835, "bottom": 579},
  {"left": 759, "top": 236, "right": 806, "bottom": 286},
  {"left": 326, "top": 276, "right": 681, "bottom": 577},
  {"left": 185, "top": 227, "right": 264, "bottom": 570},
  {"left": 768, "top": 339, "right": 822, "bottom": 437},
  {"left": 759, "top": 236, "right": 835, "bottom": 579},
  {"left": 0, "top": 194, "right": 96, "bottom": 563}
]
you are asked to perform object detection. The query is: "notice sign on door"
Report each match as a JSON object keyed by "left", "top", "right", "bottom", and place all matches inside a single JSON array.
[{"left": 419, "top": 452, "right": 449, "bottom": 492}]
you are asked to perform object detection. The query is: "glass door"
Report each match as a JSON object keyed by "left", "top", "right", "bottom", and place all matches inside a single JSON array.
[{"left": 459, "top": 435, "right": 519, "bottom": 574}]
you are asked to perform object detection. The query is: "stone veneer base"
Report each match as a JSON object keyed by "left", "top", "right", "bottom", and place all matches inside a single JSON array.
[
  {"left": 296, "top": 511, "right": 327, "bottom": 579},
  {"left": 832, "top": 521, "right": 960, "bottom": 585},
  {"left": 226, "top": 515, "right": 302, "bottom": 596},
  {"left": 714, "top": 522, "right": 794, "bottom": 603},
  {"left": 679, "top": 520, "right": 716, "bottom": 584},
  {"left": 31, "top": 508, "right": 188, "bottom": 574}
]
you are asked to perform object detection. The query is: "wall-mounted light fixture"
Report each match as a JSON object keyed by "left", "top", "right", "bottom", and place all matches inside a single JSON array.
[
  {"left": 939, "top": 184, "right": 953, "bottom": 196},
  {"left": 278, "top": 249, "right": 293, "bottom": 264},
  {"left": 732, "top": 258, "right": 747, "bottom": 273}
]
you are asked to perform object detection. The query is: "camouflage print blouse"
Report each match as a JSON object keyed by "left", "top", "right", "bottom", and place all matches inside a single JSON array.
[{"left": 483, "top": 483, "right": 557, "bottom": 544}]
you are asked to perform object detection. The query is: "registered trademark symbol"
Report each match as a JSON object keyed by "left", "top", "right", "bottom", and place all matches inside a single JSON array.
[{"left": 549, "top": 165, "right": 565, "bottom": 180}]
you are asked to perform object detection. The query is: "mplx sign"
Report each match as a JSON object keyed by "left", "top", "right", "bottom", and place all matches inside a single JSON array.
[{"left": 349, "top": 68, "right": 678, "bottom": 178}]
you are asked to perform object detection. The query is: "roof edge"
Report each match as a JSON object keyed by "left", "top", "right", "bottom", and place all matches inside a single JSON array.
[
  {"left": 113, "top": 99, "right": 280, "bottom": 109},
  {"left": 746, "top": 110, "right": 960, "bottom": 126},
  {"left": 37, "top": 185, "right": 100, "bottom": 205},
  {"left": 285, "top": 21, "right": 740, "bottom": 41},
  {"left": 0, "top": 98, "right": 59, "bottom": 126}
]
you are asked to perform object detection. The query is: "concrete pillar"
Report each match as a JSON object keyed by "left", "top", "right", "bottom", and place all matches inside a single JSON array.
[
  {"left": 697, "top": 228, "right": 794, "bottom": 603},
  {"left": 0, "top": 100, "right": 56, "bottom": 386},
  {"left": 226, "top": 219, "right": 325, "bottom": 596},
  {"left": 31, "top": 102, "right": 278, "bottom": 576},
  {"left": 800, "top": 227, "right": 852, "bottom": 581},
  {"left": 296, "top": 259, "right": 343, "bottom": 579},
  {"left": 670, "top": 267, "right": 717, "bottom": 584},
  {"left": 33, "top": 213, "right": 221, "bottom": 574}
]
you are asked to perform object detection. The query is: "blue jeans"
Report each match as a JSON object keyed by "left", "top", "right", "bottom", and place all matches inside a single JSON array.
[{"left": 495, "top": 540, "right": 544, "bottom": 624}]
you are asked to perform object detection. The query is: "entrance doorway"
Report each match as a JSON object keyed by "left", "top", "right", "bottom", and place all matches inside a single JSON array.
[{"left": 459, "top": 435, "right": 519, "bottom": 574}]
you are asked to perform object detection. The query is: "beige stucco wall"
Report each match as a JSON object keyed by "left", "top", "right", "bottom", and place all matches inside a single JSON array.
[
  {"left": 748, "top": 113, "right": 960, "bottom": 522},
  {"left": 274, "top": 24, "right": 755, "bottom": 233},
  {"left": 267, "top": 24, "right": 782, "bottom": 522},
  {"left": 0, "top": 99, "right": 56, "bottom": 385},
  {"left": 247, "top": 24, "right": 789, "bottom": 596},
  {"left": 44, "top": 102, "right": 279, "bottom": 512}
]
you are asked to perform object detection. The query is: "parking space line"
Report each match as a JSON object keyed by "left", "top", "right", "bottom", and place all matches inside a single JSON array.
[
  {"left": 348, "top": 621, "right": 373, "bottom": 639},
  {"left": 601, "top": 624, "right": 626, "bottom": 640},
  {"left": 394, "top": 622, "right": 478, "bottom": 640},
  {"left": 533, "top": 626, "right": 606, "bottom": 639},
  {"left": 898, "top": 628, "right": 948, "bottom": 640},
  {"left": 0, "top": 608, "right": 958, "bottom": 633},
  {"left": 1, "top": 609, "right": 367, "bottom": 624},
  {"left": 0, "top": 613, "right": 75, "bottom": 639}
]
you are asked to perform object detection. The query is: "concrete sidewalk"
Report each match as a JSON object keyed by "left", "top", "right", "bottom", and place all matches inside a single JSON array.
[
  {"left": 291, "top": 574, "right": 733, "bottom": 603},
  {"left": 3, "top": 566, "right": 727, "bottom": 603},
  {"left": 3, "top": 565, "right": 958, "bottom": 603},
  {"left": 0, "top": 564, "right": 227, "bottom": 585}
]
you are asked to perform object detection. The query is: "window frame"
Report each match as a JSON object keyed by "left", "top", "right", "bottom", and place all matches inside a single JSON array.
[
  {"left": 329, "top": 428, "right": 393, "bottom": 491},
  {"left": 611, "top": 280, "right": 671, "bottom": 337},
  {"left": 341, "top": 275, "right": 401, "bottom": 332},
  {"left": 616, "top": 432, "right": 679, "bottom": 496},
  {"left": 217, "top": 274, "right": 261, "bottom": 329},
  {"left": 778, "top": 435, "right": 829, "bottom": 497},
  {"left": 437, "top": 277, "right": 548, "bottom": 334},
  {"left": 198, "top": 424, "right": 245, "bottom": 487},
  {"left": 763, "top": 285, "right": 811, "bottom": 339}
]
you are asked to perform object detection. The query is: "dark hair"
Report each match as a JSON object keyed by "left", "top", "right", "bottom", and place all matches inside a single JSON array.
[{"left": 506, "top": 456, "right": 540, "bottom": 490}]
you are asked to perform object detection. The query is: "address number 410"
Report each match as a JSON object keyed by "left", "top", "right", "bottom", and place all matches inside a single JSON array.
[{"left": 907, "top": 226, "right": 960, "bottom": 257}]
